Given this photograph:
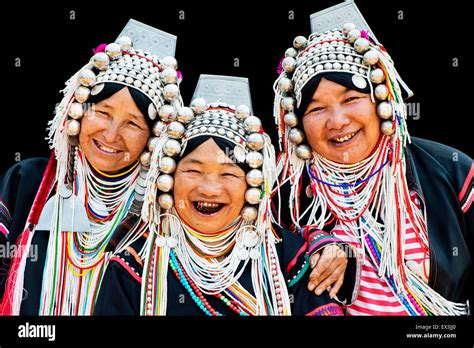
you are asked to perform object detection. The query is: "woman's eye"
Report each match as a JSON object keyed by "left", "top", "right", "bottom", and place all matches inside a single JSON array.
[
  {"left": 128, "top": 121, "right": 140, "bottom": 128},
  {"left": 222, "top": 173, "right": 239, "bottom": 178},
  {"left": 308, "top": 107, "right": 324, "bottom": 113},
  {"left": 344, "top": 96, "right": 360, "bottom": 103},
  {"left": 187, "top": 169, "right": 200, "bottom": 174}
]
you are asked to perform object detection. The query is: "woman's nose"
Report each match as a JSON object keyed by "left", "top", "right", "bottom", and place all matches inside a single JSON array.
[
  {"left": 197, "top": 175, "right": 223, "bottom": 197},
  {"left": 102, "top": 121, "right": 121, "bottom": 143},
  {"left": 326, "top": 107, "right": 351, "bottom": 130}
]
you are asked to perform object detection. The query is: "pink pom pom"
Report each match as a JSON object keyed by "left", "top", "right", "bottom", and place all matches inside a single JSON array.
[
  {"left": 93, "top": 44, "right": 108, "bottom": 54},
  {"left": 277, "top": 57, "right": 285, "bottom": 75}
]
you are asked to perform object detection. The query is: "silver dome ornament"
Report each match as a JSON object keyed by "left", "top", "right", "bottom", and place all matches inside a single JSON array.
[
  {"left": 152, "top": 121, "right": 167, "bottom": 136},
  {"left": 148, "top": 104, "right": 157, "bottom": 120},
  {"left": 370, "top": 68, "right": 386, "bottom": 84},
  {"left": 159, "top": 156, "right": 177, "bottom": 174},
  {"left": 241, "top": 206, "right": 258, "bottom": 222},
  {"left": 235, "top": 105, "right": 250, "bottom": 120},
  {"left": 91, "top": 83, "right": 105, "bottom": 96},
  {"left": 190, "top": 98, "right": 207, "bottom": 115},
  {"left": 283, "top": 112, "right": 298, "bottom": 127},
  {"left": 363, "top": 50, "right": 379, "bottom": 66},
  {"left": 247, "top": 133, "right": 265, "bottom": 151},
  {"left": 157, "top": 174, "right": 174, "bottom": 192},
  {"left": 285, "top": 47, "right": 298, "bottom": 58},
  {"left": 140, "top": 151, "right": 152, "bottom": 167},
  {"left": 246, "top": 169, "right": 264, "bottom": 187},
  {"left": 288, "top": 128, "right": 305, "bottom": 144},
  {"left": 79, "top": 69, "right": 96, "bottom": 87},
  {"left": 377, "top": 101, "right": 393, "bottom": 120},
  {"left": 293, "top": 36, "right": 308, "bottom": 50},
  {"left": 375, "top": 84, "right": 389, "bottom": 100},
  {"left": 160, "top": 56, "right": 178, "bottom": 70},
  {"left": 347, "top": 29, "right": 361, "bottom": 44},
  {"left": 147, "top": 137, "right": 160, "bottom": 152},
  {"left": 296, "top": 144, "right": 312, "bottom": 160},
  {"left": 74, "top": 86, "right": 91, "bottom": 103},
  {"left": 381, "top": 120, "right": 395, "bottom": 136},
  {"left": 244, "top": 116, "right": 262, "bottom": 133},
  {"left": 163, "top": 84, "right": 180, "bottom": 101},
  {"left": 105, "top": 43, "right": 122, "bottom": 60},
  {"left": 163, "top": 139, "right": 182, "bottom": 157},
  {"left": 92, "top": 52, "right": 110, "bottom": 70},
  {"left": 159, "top": 105, "right": 177, "bottom": 122},
  {"left": 158, "top": 193, "right": 174, "bottom": 210},
  {"left": 68, "top": 102, "right": 84, "bottom": 120},
  {"left": 354, "top": 38, "right": 370, "bottom": 54},
  {"left": 177, "top": 107, "right": 194, "bottom": 124},
  {"left": 246, "top": 151, "right": 264, "bottom": 168},
  {"left": 116, "top": 36, "right": 132, "bottom": 51},
  {"left": 66, "top": 119, "right": 81, "bottom": 136},
  {"left": 282, "top": 57, "right": 297, "bottom": 73},
  {"left": 278, "top": 77, "right": 293, "bottom": 93},
  {"left": 343, "top": 23, "right": 356, "bottom": 36},
  {"left": 245, "top": 188, "right": 262, "bottom": 205},
  {"left": 281, "top": 97, "right": 295, "bottom": 112},
  {"left": 161, "top": 68, "right": 178, "bottom": 84},
  {"left": 167, "top": 121, "right": 185, "bottom": 139}
]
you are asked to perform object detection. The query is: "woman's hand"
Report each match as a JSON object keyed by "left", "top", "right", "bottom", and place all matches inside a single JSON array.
[{"left": 308, "top": 244, "right": 348, "bottom": 298}]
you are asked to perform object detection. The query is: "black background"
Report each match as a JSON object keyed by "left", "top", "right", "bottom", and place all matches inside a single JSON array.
[{"left": 1, "top": 0, "right": 472, "bottom": 174}]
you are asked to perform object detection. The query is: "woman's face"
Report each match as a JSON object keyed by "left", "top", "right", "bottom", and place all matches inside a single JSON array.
[
  {"left": 302, "top": 78, "right": 381, "bottom": 163},
  {"left": 79, "top": 87, "right": 150, "bottom": 173},
  {"left": 174, "top": 138, "right": 247, "bottom": 233}
]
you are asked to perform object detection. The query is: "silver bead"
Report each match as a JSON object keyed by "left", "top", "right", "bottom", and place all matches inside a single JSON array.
[
  {"left": 177, "top": 107, "right": 194, "bottom": 124},
  {"left": 347, "top": 29, "right": 361, "bottom": 44},
  {"left": 140, "top": 151, "right": 151, "bottom": 166},
  {"left": 147, "top": 137, "right": 160, "bottom": 152},
  {"left": 282, "top": 57, "right": 296, "bottom": 73},
  {"left": 235, "top": 105, "right": 250, "bottom": 120},
  {"left": 163, "top": 139, "right": 181, "bottom": 157},
  {"left": 160, "top": 56, "right": 178, "bottom": 70},
  {"left": 285, "top": 47, "right": 298, "bottom": 58},
  {"left": 370, "top": 68, "right": 385, "bottom": 84},
  {"left": 116, "top": 36, "right": 132, "bottom": 51},
  {"left": 377, "top": 101, "right": 393, "bottom": 119},
  {"left": 158, "top": 194, "right": 174, "bottom": 210},
  {"left": 354, "top": 38, "right": 370, "bottom": 54},
  {"left": 296, "top": 144, "right": 312, "bottom": 160},
  {"left": 161, "top": 68, "right": 178, "bottom": 84},
  {"left": 363, "top": 50, "right": 379, "bottom": 66},
  {"left": 74, "top": 86, "right": 90, "bottom": 103},
  {"left": 247, "top": 133, "right": 265, "bottom": 151},
  {"left": 343, "top": 23, "right": 356, "bottom": 36},
  {"left": 68, "top": 102, "right": 83, "bottom": 119},
  {"left": 278, "top": 77, "right": 293, "bottom": 93},
  {"left": 167, "top": 121, "right": 185, "bottom": 139},
  {"left": 245, "top": 188, "right": 262, "bottom": 205},
  {"left": 381, "top": 120, "right": 395, "bottom": 136},
  {"left": 374, "top": 84, "right": 389, "bottom": 100},
  {"left": 246, "top": 151, "right": 264, "bottom": 168},
  {"left": 246, "top": 169, "right": 264, "bottom": 187},
  {"left": 92, "top": 52, "right": 110, "bottom": 70},
  {"left": 281, "top": 97, "right": 295, "bottom": 112},
  {"left": 163, "top": 84, "right": 180, "bottom": 101},
  {"left": 159, "top": 105, "right": 177, "bottom": 122},
  {"left": 105, "top": 43, "right": 122, "bottom": 60},
  {"left": 157, "top": 174, "right": 174, "bottom": 192},
  {"left": 293, "top": 36, "right": 308, "bottom": 50},
  {"left": 159, "top": 156, "right": 177, "bottom": 174},
  {"left": 79, "top": 69, "right": 96, "bottom": 87},
  {"left": 152, "top": 121, "right": 167, "bottom": 136},
  {"left": 244, "top": 116, "right": 262, "bottom": 133},
  {"left": 66, "top": 119, "right": 81, "bottom": 136},
  {"left": 288, "top": 128, "right": 305, "bottom": 144},
  {"left": 241, "top": 206, "right": 258, "bottom": 221},
  {"left": 283, "top": 112, "right": 298, "bottom": 127},
  {"left": 190, "top": 98, "right": 207, "bottom": 114}
]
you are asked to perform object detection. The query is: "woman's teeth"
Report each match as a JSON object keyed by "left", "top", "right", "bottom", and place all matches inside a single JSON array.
[
  {"left": 95, "top": 140, "right": 120, "bottom": 154},
  {"left": 333, "top": 131, "right": 358, "bottom": 143},
  {"left": 194, "top": 201, "right": 224, "bottom": 215}
]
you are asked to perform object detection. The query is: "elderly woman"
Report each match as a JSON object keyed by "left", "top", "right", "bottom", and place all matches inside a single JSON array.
[
  {"left": 94, "top": 75, "right": 345, "bottom": 316},
  {"left": 0, "top": 20, "right": 183, "bottom": 315},
  {"left": 272, "top": 8, "right": 473, "bottom": 316}
]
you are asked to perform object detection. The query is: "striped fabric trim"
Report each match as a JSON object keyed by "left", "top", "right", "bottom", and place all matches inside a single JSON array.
[
  {"left": 305, "top": 302, "right": 344, "bottom": 316},
  {"left": 0, "top": 200, "right": 12, "bottom": 238},
  {"left": 458, "top": 162, "right": 474, "bottom": 213},
  {"left": 110, "top": 256, "right": 142, "bottom": 284}
]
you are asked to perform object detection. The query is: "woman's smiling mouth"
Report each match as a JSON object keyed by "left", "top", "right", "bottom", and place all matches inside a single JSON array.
[
  {"left": 329, "top": 129, "right": 361, "bottom": 147},
  {"left": 192, "top": 201, "right": 226, "bottom": 216},
  {"left": 93, "top": 139, "right": 122, "bottom": 155}
]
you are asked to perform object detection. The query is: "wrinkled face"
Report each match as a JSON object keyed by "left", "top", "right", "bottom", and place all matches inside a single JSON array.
[
  {"left": 174, "top": 138, "right": 247, "bottom": 233},
  {"left": 302, "top": 78, "right": 381, "bottom": 163},
  {"left": 79, "top": 87, "right": 150, "bottom": 173}
]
